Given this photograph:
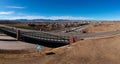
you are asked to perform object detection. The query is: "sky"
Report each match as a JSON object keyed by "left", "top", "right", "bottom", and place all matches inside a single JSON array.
[{"left": 0, "top": 0, "right": 120, "bottom": 20}]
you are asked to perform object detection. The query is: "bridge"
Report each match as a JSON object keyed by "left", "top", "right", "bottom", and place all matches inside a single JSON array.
[
  {"left": 1, "top": 24, "right": 119, "bottom": 48},
  {"left": 0, "top": 25, "right": 75, "bottom": 47}
]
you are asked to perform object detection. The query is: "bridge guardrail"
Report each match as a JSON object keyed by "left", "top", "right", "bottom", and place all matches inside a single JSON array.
[{"left": 0, "top": 25, "right": 70, "bottom": 43}]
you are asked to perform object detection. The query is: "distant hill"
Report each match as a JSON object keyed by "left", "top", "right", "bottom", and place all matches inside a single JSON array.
[
  {"left": 0, "top": 19, "right": 93, "bottom": 24},
  {"left": 0, "top": 20, "right": 18, "bottom": 24},
  {"left": 9, "top": 19, "right": 88, "bottom": 22}
]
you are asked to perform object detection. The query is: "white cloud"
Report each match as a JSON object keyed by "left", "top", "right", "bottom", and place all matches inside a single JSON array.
[
  {"left": 0, "top": 11, "right": 14, "bottom": 15},
  {"left": 7, "top": 16, "right": 93, "bottom": 20},
  {"left": 7, "top": 6, "right": 25, "bottom": 9},
  {"left": 48, "top": 16, "right": 92, "bottom": 20}
]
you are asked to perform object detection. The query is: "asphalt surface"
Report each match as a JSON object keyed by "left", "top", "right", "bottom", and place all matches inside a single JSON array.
[
  {"left": 0, "top": 31, "right": 36, "bottom": 50},
  {"left": 1, "top": 24, "right": 120, "bottom": 42},
  {"left": 55, "top": 29, "right": 120, "bottom": 39}
]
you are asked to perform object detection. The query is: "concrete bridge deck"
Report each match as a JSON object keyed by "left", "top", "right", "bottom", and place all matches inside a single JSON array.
[{"left": 0, "top": 32, "right": 36, "bottom": 53}]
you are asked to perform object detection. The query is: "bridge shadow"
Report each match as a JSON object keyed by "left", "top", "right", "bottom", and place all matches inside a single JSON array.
[
  {"left": 0, "top": 39, "right": 17, "bottom": 41},
  {"left": 20, "top": 36, "right": 69, "bottom": 48}
]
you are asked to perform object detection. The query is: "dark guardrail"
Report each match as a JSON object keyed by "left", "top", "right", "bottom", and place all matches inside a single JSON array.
[{"left": 0, "top": 25, "right": 70, "bottom": 47}]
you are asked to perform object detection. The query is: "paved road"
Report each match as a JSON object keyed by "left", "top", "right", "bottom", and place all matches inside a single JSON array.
[
  {"left": 1, "top": 24, "right": 120, "bottom": 40},
  {"left": 0, "top": 32, "right": 36, "bottom": 50},
  {"left": 62, "top": 25, "right": 88, "bottom": 33},
  {"left": 55, "top": 29, "right": 120, "bottom": 39},
  {"left": 75, "top": 30, "right": 120, "bottom": 39}
]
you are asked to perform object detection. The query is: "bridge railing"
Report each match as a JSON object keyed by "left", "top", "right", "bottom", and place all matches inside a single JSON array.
[
  {"left": 0, "top": 25, "right": 16, "bottom": 34},
  {"left": 20, "top": 30, "right": 69, "bottom": 41},
  {"left": 0, "top": 25, "right": 70, "bottom": 43}
]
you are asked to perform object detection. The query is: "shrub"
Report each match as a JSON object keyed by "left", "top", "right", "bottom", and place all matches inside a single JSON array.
[{"left": 28, "top": 23, "right": 36, "bottom": 27}]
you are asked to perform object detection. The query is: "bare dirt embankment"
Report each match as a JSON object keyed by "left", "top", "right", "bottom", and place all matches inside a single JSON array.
[
  {"left": 1, "top": 34, "right": 120, "bottom": 64},
  {"left": 41, "top": 35, "right": 120, "bottom": 64},
  {"left": 1, "top": 22, "right": 120, "bottom": 64},
  {"left": 82, "top": 22, "right": 120, "bottom": 33}
]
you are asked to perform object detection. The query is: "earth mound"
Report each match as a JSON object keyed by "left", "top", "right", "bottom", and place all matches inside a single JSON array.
[
  {"left": 37, "top": 35, "right": 120, "bottom": 64},
  {"left": 82, "top": 22, "right": 120, "bottom": 33}
]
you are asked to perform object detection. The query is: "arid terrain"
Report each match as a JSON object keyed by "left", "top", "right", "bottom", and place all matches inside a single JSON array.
[
  {"left": 1, "top": 0, "right": 120, "bottom": 63},
  {"left": 2, "top": 21, "right": 89, "bottom": 31},
  {"left": 1, "top": 21, "right": 120, "bottom": 64},
  {"left": 83, "top": 22, "right": 120, "bottom": 33}
]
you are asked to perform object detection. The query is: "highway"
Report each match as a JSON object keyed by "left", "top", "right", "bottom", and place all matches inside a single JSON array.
[
  {"left": 61, "top": 30, "right": 120, "bottom": 39},
  {"left": 53, "top": 25, "right": 120, "bottom": 39},
  {"left": 63, "top": 25, "right": 88, "bottom": 33},
  {"left": 1, "top": 24, "right": 120, "bottom": 43}
]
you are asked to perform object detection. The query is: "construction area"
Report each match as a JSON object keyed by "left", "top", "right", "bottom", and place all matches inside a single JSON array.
[{"left": 0, "top": 22, "right": 120, "bottom": 64}]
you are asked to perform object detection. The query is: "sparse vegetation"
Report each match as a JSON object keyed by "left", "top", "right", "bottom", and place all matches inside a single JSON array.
[
  {"left": 84, "top": 22, "right": 120, "bottom": 33},
  {"left": 3, "top": 22, "right": 90, "bottom": 31},
  {"left": 28, "top": 23, "right": 36, "bottom": 27},
  {"left": 1, "top": 21, "right": 120, "bottom": 64}
]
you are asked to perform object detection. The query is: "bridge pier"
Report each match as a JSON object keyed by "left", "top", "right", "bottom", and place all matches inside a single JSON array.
[
  {"left": 69, "top": 34, "right": 80, "bottom": 45},
  {"left": 69, "top": 34, "right": 75, "bottom": 45},
  {"left": 16, "top": 29, "right": 20, "bottom": 40}
]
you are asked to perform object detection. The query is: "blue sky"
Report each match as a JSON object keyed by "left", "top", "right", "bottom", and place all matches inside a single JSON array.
[{"left": 0, "top": 0, "right": 120, "bottom": 20}]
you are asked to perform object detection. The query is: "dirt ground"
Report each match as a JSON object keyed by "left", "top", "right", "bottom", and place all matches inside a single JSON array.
[
  {"left": 1, "top": 22, "right": 120, "bottom": 64},
  {"left": 83, "top": 22, "right": 120, "bottom": 33},
  {"left": 1, "top": 34, "right": 120, "bottom": 64}
]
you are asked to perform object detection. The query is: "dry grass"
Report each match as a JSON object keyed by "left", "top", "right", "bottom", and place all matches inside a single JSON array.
[
  {"left": 1, "top": 22, "right": 120, "bottom": 64},
  {"left": 42, "top": 35, "right": 120, "bottom": 64},
  {"left": 1, "top": 34, "right": 120, "bottom": 64},
  {"left": 83, "top": 22, "right": 120, "bottom": 33}
]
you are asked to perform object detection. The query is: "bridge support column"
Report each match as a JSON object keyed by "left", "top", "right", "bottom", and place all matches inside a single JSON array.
[
  {"left": 16, "top": 29, "right": 20, "bottom": 40},
  {"left": 69, "top": 34, "right": 76, "bottom": 45}
]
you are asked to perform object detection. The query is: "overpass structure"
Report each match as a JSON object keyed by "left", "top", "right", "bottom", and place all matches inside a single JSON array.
[
  {"left": 0, "top": 25, "right": 120, "bottom": 47},
  {"left": 0, "top": 25, "right": 77, "bottom": 47}
]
